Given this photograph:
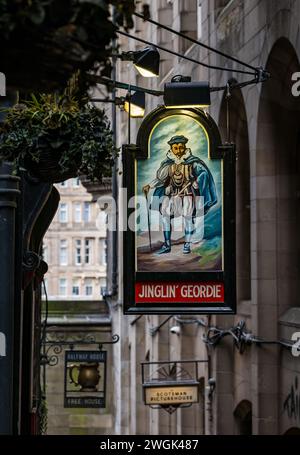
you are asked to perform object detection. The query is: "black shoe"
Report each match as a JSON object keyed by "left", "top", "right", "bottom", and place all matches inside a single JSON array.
[
  {"left": 156, "top": 243, "right": 171, "bottom": 255},
  {"left": 183, "top": 242, "right": 191, "bottom": 254}
]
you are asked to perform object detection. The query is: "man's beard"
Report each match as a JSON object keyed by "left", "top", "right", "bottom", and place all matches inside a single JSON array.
[{"left": 174, "top": 151, "right": 186, "bottom": 158}]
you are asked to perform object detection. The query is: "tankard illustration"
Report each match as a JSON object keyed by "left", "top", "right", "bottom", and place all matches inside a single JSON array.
[{"left": 69, "top": 362, "right": 100, "bottom": 392}]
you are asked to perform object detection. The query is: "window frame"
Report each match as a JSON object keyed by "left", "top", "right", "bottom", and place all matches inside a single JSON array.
[
  {"left": 59, "top": 239, "right": 68, "bottom": 266},
  {"left": 59, "top": 278, "right": 67, "bottom": 296},
  {"left": 59, "top": 203, "right": 68, "bottom": 223},
  {"left": 75, "top": 239, "right": 82, "bottom": 265},
  {"left": 83, "top": 202, "right": 91, "bottom": 223},
  {"left": 72, "top": 280, "right": 80, "bottom": 296},
  {"left": 84, "top": 279, "right": 93, "bottom": 296},
  {"left": 85, "top": 238, "right": 92, "bottom": 264},
  {"left": 74, "top": 202, "right": 82, "bottom": 223}
]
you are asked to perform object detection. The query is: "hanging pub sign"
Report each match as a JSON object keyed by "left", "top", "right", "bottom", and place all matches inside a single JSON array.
[
  {"left": 141, "top": 360, "right": 207, "bottom": 414},
  {"left": 123, "top": 106, "right": 236, "bottom": 314},
  {"left": 144, "top": 384, "right": 199, "bottom": 406},
  {"left": 64, "top": 350, "right": 106, "bottom": 408}
]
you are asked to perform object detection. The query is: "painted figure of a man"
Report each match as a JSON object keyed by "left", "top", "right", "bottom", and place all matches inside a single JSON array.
[{"left": 143, "top": 135, "right": 217, "bottom": 254}]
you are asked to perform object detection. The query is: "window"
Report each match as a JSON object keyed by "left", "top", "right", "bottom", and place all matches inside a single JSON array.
[
  {"left": 59, "top": 278, "right": 67, "bottom": 296},
  {"left": 75, "top": 239, "right": 82, "bottom": 265},
  {"left": 234, "top": 401, "right": 252, "bottom": 435},
  {"left": 83, "top": 202, "right": 91, "bottom": 222},
  {"left": 85, "top": 279, "right": 93, "bottom": 296},
  {"left": 59, "top": 239, "right": 68, "bottom": 266},
  {"left": 74, "top": 203, "right": 82, "bottom": 223},
  {"left": 73, "top": 177, "right": 80, "bottom": 187},
  {"left": 85, "top": 239, "right": 92, "bottom": 264},
  {"left": 59, "top": 203, "right": 68, "bottom": 223},
  {"left": 72, "top": 279, "right": 80, "bottom": 296},
  {"left": 102, "top": 239, "right": 107, "bottom": 266}
]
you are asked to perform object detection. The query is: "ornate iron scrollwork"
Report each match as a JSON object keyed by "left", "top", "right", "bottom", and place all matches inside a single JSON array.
[
  {"left": 41, "top": 333, "right": 120, "bottom": 367},
  {"left": 23, "top": 250, "right": 41, "bottom": 271},
  {"left": 41, "top": 344, "right": 63, "bottom": 367}
]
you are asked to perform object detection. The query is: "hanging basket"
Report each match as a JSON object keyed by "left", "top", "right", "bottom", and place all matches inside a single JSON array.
[
  {"left": 24, "top": 148, "right": 80, "bottom": 183},
  {"left": 0, "top": 94, "right": 117, "bottom": 184}
]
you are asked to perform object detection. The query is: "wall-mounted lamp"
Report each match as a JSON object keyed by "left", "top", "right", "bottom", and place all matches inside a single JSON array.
[
  {"left": 119, "top": 46, "right": 160, "bottom": 78},
  {"left": 91, "top": 91, "right": 145, "bottom": 119},
  {"left": 164, "top": 76, "right": 211, "bottom": 109},
  {"left": 170, "top": 325, "right": 181, "bottom": 336},
  {"left": 124, "top": 91, "right": 145, "bottom": 118}
]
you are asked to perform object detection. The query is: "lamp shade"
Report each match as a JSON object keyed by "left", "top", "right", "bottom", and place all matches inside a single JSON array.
[
  {"left": 133, "top": 46, "right": 160, "bottom": 78},
  {"left": 164, "top": 81, "right": 211, "bottom": 108},
  {"left": 124, "top": 91, "right": 145, "bottom": 118}
]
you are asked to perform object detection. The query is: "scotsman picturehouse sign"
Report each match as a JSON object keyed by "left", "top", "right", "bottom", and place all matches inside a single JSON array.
[{"left": 123, "top": 106, "right": 236, "bottom": 314}]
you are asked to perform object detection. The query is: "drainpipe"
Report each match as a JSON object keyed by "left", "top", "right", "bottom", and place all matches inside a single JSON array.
[
  {"left": 0, "top": 162, "right": 20, "bottom": 434},
  {"left": 111, "top": 6, "right": 118, "bottom": 295}
]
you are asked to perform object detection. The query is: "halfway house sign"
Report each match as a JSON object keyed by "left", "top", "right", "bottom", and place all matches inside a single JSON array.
[{"left": 64, "top": 350, "right": 106, "bottom": 408}]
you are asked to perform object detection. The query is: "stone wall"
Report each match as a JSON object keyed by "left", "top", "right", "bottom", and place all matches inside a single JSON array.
[{"left": 109, "top": 0, "right": 300, "bottom": 435}]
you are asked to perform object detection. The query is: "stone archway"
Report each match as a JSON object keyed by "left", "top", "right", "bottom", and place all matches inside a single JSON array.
[
  {"left": 219, "top": 84, "right": 251, "bottom": 302},
  {"left": 234, "top": 400, "right": 252, "bottom": 435},
  {"left": 284, "top": 427, "right": 300, "bottom": 435},
  {"left": 253, "top": 37, "right": 300, "bottom": 434},
  {"left": 256, "top": 37, "right": 300, "bottom": 318},
  {"left": 212, "top": 86, "right": 251, "bottom": 435}
]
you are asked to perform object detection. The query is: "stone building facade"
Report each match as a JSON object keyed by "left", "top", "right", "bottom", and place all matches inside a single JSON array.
[
  {"left": 42, "top": 178, "right": 113, "bottom": 435},
  {"left": 43, "top": 178, "right": 107, "bottom": 301},
  {"left": 105, "top": 0, "right": 300, "bottom": 435}
]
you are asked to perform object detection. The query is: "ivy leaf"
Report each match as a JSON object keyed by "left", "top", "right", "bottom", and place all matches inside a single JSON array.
[{"left": 25, "top": 3, "right": 46, "bottom": 25}]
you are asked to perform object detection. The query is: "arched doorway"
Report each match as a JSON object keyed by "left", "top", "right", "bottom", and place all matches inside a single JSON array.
[
  {"left": 234, "top": 400, "right": 252, "bottom": 435},
  {"left": 254, "top": 37, "right": 300, "bottom": 433},
  {"left": 213, "top": 86, "right": 251, "bottom": 435},
  {"left": 284, "top": 427, "right": 300, "bottom": 435},
  {"left": 219, "top": 84, "right": 251, "bottom": 302},
  {"left": 256, "top": 37, "right": 300, "bottom": 318}
]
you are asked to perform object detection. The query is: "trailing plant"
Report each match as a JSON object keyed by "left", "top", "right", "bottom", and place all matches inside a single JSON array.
[
  {"left": 38, "top": 394, "right": 48, "bottom": 435},
  {"left": 0, "top": 0, "right": 135, "bottom": 93},
  {"left": 0, "top": 92, "right": 117, "bottom": 182}
]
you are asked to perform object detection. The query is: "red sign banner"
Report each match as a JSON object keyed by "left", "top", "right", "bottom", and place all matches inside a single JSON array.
[{"left": 135, "top": 282, "right": 224, "bottom": 304}]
